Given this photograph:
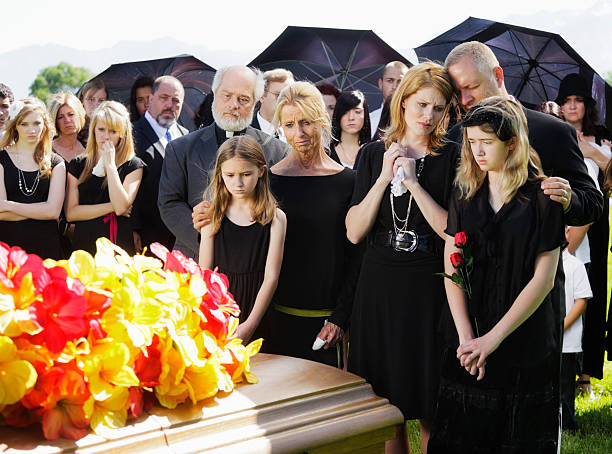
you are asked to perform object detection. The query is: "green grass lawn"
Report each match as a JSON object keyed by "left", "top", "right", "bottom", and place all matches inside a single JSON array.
[{"left": 404, "top": 205, "right": 612, "bottom": 452}]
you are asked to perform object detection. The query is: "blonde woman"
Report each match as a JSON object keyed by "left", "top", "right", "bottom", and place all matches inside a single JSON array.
[
  {"left": 65, "top": 101, "right": 144, "bottom": 255},
  {"left": 267, "top": 81, "right": 359, "bottom": 365},
  {"left": 428, "top": 97, "right": 564, "bottom": 452},
  {"left": 0, "top": 98, "right": 65, "bottom": 259},
  {"left": 48, "top": 92, "right": 86, "bottom": 162},
  {"left": 345, "top": 62, "right": 456, "bottom": 454}
]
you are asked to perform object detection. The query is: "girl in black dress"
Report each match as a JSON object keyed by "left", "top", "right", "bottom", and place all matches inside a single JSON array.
[
  {"left": 199, "top": 135, "right": 286, "bottom": 344},
  {"left": 346, "top": 62, "right": 456, "bottom": 454},
  {"left": 329, "top": 90, "right": 371, "bottom": 169},
  {"left": 0, "top": 98, "right": 65, "bottom": 259},
  {"left": 65, "top": 101, "right": 144, "bottom": 255},
  {"left": 428, "top": 97, "right": 565, "bottom": 453}
]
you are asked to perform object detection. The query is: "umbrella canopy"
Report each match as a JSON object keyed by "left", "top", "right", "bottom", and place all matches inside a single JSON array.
[
  {"left": 415, "top": 17, "right": 612, "bottom": 129},
  {"left": 82, "top": 55, "right": 215, "bottom": 131},
  {"left": 249, "top": 26, "right": 412, "bottom": 109}
]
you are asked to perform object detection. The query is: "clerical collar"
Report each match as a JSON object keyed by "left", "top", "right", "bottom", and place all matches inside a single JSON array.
[{"left": 214, "top": 123, "right": 247, "bottom": 146}]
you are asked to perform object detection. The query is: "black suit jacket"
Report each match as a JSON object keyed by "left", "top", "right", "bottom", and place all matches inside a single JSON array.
[
  {"left": 158, "top": 123, "right": 289, "bottom": 259},
  {"left": 132, "top": 116, "right": 189, "bottom": 250}
]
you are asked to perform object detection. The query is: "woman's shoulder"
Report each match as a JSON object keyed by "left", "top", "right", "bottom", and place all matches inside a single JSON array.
[
  {"left": 0, "top": 149, "right": 9, "bottom": 165},
  {"left": 50, "top": 152, "right": 65, "bottom": 168},
  {"left": 118, "top": 155, "right": 146, "bottom": 173}
]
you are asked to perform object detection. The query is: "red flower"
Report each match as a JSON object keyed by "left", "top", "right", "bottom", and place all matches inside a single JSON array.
[
  {"left": 28, "top": 280, "right": 89, "bottom": 353},
  {"left": 450, "top": 252, "right": 465, "bottom": 268},
  {"left": 133, "top": 334, "right": 162, "bottom": 387},
  {"left": 454, "top": 232, "right": 468, "bottom": 248},
  {"left": 149, "top": 242, "right": 203, "bottom": 277}
]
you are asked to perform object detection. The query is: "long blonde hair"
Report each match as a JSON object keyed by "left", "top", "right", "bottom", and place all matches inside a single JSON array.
[
  {"left": 78, "top": 101, "right": 135, "bottom": 187},
  {"left": 204, "top": 135, "right": 277, "bottom": 235},
  {"left": 383, "top": 61, "right": 453, "bottom": 152},
  {"left": 456, "top": 96, "right": 544, "bottom": 203},
  {"left": 0, "top": 97, "right": 54, "bottom": 177}
]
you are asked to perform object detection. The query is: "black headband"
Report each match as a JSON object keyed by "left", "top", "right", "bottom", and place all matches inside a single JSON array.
[{"left": 462, "top": 107, "right": 514, "bottom": 142}]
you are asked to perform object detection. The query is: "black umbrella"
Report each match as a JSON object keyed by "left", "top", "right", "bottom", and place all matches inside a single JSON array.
[
  {"left": 82, "top": 55, "right": 216, "bottom": 131},
  {"left": 415, "top": 17, "right": 612, "bottom": 129},
  {"left": 249, "top": 26, "right": 412, "bottom": 109}
]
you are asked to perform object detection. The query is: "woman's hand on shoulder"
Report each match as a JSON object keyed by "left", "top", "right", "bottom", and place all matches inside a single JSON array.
[{"left": 377, "top": 142, "right": 401, "bottom": 185}]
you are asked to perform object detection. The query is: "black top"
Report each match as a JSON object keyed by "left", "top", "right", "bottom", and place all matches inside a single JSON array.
[
  {"left": 445, "top": 177, "right": 565, "bottom": 366},
  {"left": 351, "top": 140, "right": 458, "bottom": 261},
  {"left": 269, "top": 167, "right": 357, "bottom": 329},
  {"left": 0, "top": 150, "right": 63, "bottom": 203},
  {"left": 67, "top": 155, "right": 145, "bottom": 255}
]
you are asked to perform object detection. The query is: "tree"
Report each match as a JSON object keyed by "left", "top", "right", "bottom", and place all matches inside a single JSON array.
[{"left": 29, "top": 62, "right": 93, "bottom": 104}]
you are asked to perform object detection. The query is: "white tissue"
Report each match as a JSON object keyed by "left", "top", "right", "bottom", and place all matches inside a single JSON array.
[
  {"left": 92, "top": 157, "right": 106, "bottom": 177},
  {"left": 312, "top": 337, "right": 327, "bottom": 351},
  {"left": 391, "top": 167, "right": 408, "bottom": 197}
]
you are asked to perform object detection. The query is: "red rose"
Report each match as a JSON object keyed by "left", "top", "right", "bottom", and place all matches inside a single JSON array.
[
  {"left": 450, "top": 252, "right": 465, "bottom": 268},
  {"left": 454, "top": 232, "right": 467, "bottom": 248}
]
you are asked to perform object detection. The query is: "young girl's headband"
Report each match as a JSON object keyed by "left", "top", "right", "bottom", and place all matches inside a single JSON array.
[{"left": 462, "top": 106, "right": 514, "bottom": 142}]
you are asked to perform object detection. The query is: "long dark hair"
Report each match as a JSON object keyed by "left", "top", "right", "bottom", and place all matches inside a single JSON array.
[
  {"left": 129, "top": 76, "right": 153, "bottom": 122},
  {"left": 331, "top": 90, "right": 371, "bottom": 145}
]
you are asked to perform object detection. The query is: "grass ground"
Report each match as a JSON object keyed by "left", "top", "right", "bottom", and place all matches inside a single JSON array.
[{"left": 403, "top": 206, "right": 612, "bottom": 452}]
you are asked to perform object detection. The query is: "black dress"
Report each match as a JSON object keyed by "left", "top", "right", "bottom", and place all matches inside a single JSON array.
[
  {"left": 0, "top": 150, "right": 63, "bottom": 259},
  {"left": 213, "top": 216, "right": 271, "bottom": 345},
  {"left": 347, "top": 140, "right": 458, "bottom": 420},
  {"left": 428, "top": 178, "right": 565, "bottom": 453},
  {"left": 268, "top": 168, "right": 358, "bottom": 367},
  {"left": 67, "top": 156, "right": 145, "bottom": 256}
]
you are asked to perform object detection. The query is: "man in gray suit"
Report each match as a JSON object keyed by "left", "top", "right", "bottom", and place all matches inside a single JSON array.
[{"left": 158, "top": 66, "right": 289, "bottom": 259}]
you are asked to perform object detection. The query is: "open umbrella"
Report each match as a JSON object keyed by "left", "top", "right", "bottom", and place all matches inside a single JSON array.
[
  {"left": 415, "top": 17, "right": 612, "bottom": 128},
  {"left": 82, "top": 55, "right": 216, "bottom": 131},
  {"left": 249, "top": 26, "right": 412, "bottom": 109}
]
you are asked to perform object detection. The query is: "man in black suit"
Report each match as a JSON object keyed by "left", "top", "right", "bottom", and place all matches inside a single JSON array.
[
  {"left": 132, "top": 75, "right": 189, "bottom": 252},
  {"left": 250, "top": 68, "right": 294, "bottom": 142},
  {"left": 158, "top": 66, "right": 289, "bottom": 260}
]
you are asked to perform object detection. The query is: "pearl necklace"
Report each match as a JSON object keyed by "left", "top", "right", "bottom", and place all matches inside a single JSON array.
[{"left": 18, "top": 168, "right": 40, "bottom": 197}]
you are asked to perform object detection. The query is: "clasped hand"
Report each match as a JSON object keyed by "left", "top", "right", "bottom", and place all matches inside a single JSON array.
[
  {"left": 379, "top": 143, "right": 417, "bottom": 187},
  {"left": 100, "top": 140, "right": 116, "bottom": 168},
  {"left": 456, "top": 332, "right": 501, "bottom": 381}
]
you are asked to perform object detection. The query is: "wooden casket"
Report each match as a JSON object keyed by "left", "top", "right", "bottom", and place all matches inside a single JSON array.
[{"left": 0, "top": 354, "right": 403, "bottom": 453}]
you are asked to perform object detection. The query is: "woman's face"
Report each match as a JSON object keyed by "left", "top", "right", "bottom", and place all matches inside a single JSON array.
[
  {"left": 135, "top": 86, "right": 152, "bottom": 117},
  {"left": 466, "top": 125, "right": 509, "bottom": 173},
  {"left": 281, "top": 104, "right": 321, "bottom": 154},
  {"left": 16, "top": 111, "right": 44, "bottom": 145},
  {"left": 56, "top": 104, "right": 78, "bottom": 135},
  {"left": 94, "top": 120, "right": 121, "bottom": 149},
  {"left": 401, "top": 86, "right": 447, "bottom": 138},
  {"left": 561, "top": 95, "right": 585, "bottom": 124},
  {"left": 340, "top": 101, "right": 365, "bottom": 135},
  {"left": 83, "top": 88, "right": 107, "bottom": 118}
]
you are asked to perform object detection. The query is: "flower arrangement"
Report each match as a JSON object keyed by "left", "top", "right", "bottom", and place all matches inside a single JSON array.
[
  {"left": 439, "top": 232, "right": 473, "bottom": 299},
  {"left": 0, "top": 238, "right": 261, "bottom": 440}
]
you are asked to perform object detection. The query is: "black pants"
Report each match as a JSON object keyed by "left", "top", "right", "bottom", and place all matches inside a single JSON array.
[{"left": 560, "top": 352, "right": 579, "bottom": 431}]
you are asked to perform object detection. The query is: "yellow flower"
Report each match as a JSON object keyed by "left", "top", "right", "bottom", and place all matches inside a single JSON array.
[
  {"left": 0, "top": 274, "right": 41, "bottom": 337},
  {"left": 0, "top": 335, "right": 37, "bottom": 405},
  {"left": 84, "top": 385, "right": 129, "bottom": 437},
  {"left": 222, "top": 338, "right": 262, "bottom": 384},
  {"left": 183, "top": 360, "right": 221, "bottom": 404},
  {"left": 154, "top": 334, "right": 188, "bottom": 409},
  {"left": 81, "top": 341, "right": 139, "bottom": 401}
]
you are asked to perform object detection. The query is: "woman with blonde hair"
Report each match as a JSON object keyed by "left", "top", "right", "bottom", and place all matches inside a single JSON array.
[
  {"left": 428, "top": 97, "right": 564, "bottom": 452},
  {"left": 65, "top": 101, "right": 144, "bottom": 255},
  {"left": 346, "top": 61, "right": 457, "bottom": 453},
  {"left": 266, "top": 81, "right": 359, "bottom": 365},
  {"left": 0, "top": 98, "right": 65, "bottom": 259},
  {"left": 48, "top": 92, "right": 87, "bottom": 162}
]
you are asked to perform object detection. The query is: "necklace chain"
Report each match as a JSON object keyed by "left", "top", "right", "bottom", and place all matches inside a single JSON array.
[
  {"left": 390, "top": 157, "right": 425, "bottom": 235},
  {"left": 18, "top": 168, "right": 40, "bottom": 196}
]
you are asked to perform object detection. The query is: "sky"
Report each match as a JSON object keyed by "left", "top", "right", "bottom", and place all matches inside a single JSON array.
[{"left": 0, "top": 0, "right": 600, "bottom": 55}]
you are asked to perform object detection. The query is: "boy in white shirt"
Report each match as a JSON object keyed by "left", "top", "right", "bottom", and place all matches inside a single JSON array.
[{"left": 561, "top": 243, "right": 593, "bottom": 431}]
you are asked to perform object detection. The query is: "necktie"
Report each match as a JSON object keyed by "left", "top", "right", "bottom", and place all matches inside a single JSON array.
[{"left": 165, "top": 129, "right": 172, "bottom": 142}]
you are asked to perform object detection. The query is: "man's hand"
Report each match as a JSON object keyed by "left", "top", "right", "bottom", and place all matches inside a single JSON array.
[
  {"left": 192, "top": 201, "right": 211, "bottom": 232},
  {"left": 542, "top": 177, "right": 571, "bottom": 211},
  {"left": 316, "top": 322, "right": 344, "bottom": 349}
]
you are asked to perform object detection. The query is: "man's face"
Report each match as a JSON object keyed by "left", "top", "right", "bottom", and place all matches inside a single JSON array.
[
  {"left": 213, "top": 68, "right": 256, "bottom": 131},
  {"left": 447, "top": 56, "right": 500, "bottom": 112},
  {"left": 0, "top": 96, "right": 10, "bottom": 129},
  {"left": 379, "top": 67, "right": 405, "bottom": 102},
  {"left": 259, "top": 80, "right": 291, "bottom": 122},
  {"left": 148, "top": 81, "right": 184, "bottom": 128}
]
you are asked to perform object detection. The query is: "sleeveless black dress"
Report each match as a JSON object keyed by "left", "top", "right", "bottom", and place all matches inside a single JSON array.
[
  {"left": 0, "top": 150, "right": 63, "bottom": 259},
  {"left": 67, "top": 155, "right": 145, "bottom": 256},
  {"left": 213, "top": 216, "right": 271, "bottom": 345}
]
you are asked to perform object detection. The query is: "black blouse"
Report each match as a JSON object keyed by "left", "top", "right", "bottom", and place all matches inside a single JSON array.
[{"left": 445, "top": 177, "right": 565, "bottom": 366}]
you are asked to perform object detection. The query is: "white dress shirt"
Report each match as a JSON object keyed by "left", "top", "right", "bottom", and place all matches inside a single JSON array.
[
  {"left": 257, "top": 111, "right": 286, "bottom": 143},
  {"left": 369, "top": 103, "right": 384, "bottom": 138},
  {"left": 144, "top": 111, "right": 182, "bottom": 157}
]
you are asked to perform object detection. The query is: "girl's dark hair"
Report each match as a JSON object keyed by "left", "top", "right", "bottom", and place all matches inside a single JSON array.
[
  {"left": 129, "top": 76, "right": 154, "bottom": 122},
  {"left": 331, "top": 90, "right": 371, "bottom": 145}
]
